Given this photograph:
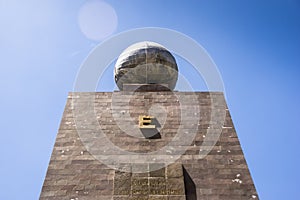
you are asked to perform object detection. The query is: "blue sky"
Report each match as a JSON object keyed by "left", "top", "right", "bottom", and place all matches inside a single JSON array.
[{"left": 0, "top": 0, "right": 299, "bottom": 199}]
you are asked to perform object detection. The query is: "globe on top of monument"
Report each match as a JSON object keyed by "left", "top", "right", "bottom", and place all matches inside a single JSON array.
[{"left": 114, "top": 41, "right": 178, "bottom": 91}]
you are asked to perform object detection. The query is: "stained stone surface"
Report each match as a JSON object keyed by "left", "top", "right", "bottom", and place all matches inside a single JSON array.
[
  {"left": 113, "top": 163, "right": 185, "bottom": 199},
  {"left": 40, "top": 92, "right": 259, "bottom": 200},
  {"left": 114, "top": 41, "right": 178, "bottom": 90}
]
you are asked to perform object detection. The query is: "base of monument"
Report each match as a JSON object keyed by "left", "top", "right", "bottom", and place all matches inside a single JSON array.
[{"left": 122, "top": 84, "right": 171, "bottom": 92}]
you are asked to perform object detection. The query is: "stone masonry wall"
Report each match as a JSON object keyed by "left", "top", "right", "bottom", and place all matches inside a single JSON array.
[{"left": 40, "top": 92, "right": 258, "bottom": 200}]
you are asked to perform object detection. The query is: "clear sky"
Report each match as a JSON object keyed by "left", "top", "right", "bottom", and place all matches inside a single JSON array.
[{"left": 0, "top": 0, "right": 299, "bottom": 199}]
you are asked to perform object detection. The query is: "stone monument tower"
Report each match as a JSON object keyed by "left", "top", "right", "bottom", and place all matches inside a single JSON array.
[{"left": 40, "top": 41, "right": 259, "bottom": 199}]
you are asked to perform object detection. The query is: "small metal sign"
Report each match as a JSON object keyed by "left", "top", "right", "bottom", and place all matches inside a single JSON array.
[{"left": 139, "top": 115, "right": 156, "bottom": 129}]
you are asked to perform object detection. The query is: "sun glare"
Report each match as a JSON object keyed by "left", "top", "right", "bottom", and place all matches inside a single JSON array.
[{"left": 78, "top": 0, "right": 118, "bottom": 41}]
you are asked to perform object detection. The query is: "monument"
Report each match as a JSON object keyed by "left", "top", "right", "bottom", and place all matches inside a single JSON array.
[{"left": 40, "top": 41, "right": 259, "bottom": 199}]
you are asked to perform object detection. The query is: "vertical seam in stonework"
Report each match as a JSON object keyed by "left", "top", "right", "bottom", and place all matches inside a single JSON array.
[{"left": 145, "top": 42, "right": 148, "bottom": 84}]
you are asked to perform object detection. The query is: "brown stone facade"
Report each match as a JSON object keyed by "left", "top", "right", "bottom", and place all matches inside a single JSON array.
[{"left": 40, "top": 92, "right": 258, "bottom": 200}]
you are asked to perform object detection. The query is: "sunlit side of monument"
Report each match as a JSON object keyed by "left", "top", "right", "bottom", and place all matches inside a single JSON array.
[{"left": 40, "top": 41, "right": 259, "bottom": 200}]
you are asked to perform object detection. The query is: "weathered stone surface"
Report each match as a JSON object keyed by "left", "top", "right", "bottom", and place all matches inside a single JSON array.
[
  {"left": 40, "top": 92, "right": 259, "bottom": 199},
  {"left": 112, "top": 163, "right": 185, "bottom": 199},
  {"left": 167, "top": 163, "right": 183, "bottom": 178}
]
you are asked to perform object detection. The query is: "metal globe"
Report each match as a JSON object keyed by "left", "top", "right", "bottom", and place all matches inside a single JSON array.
[{"left": 114, "top": 41, "right": 178, "bottom": 90}]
